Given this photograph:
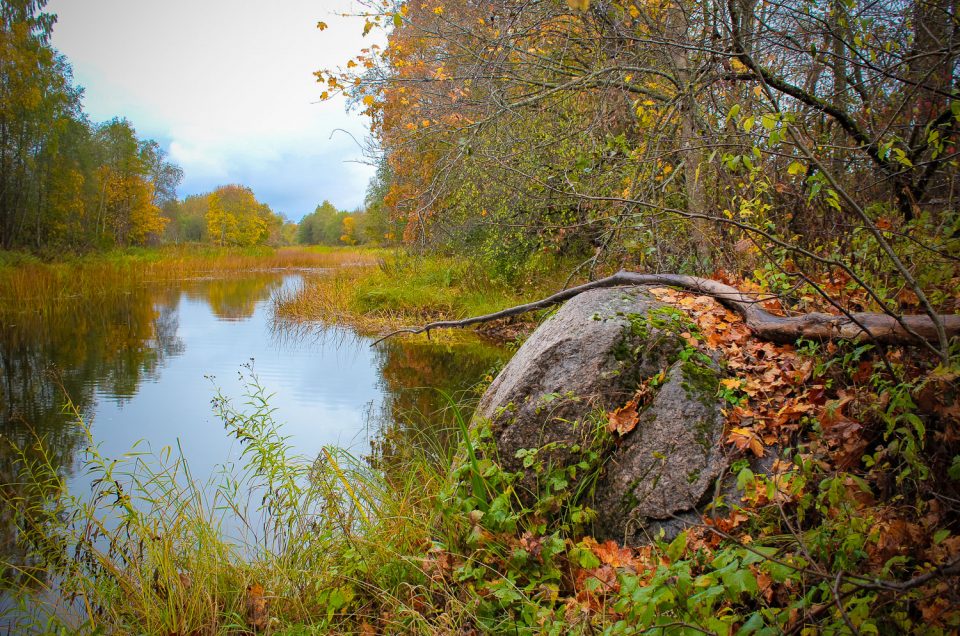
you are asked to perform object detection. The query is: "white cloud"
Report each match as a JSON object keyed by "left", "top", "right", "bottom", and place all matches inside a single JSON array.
[{"left": 47, "top": 0, "right": 380, "bottom": 219}]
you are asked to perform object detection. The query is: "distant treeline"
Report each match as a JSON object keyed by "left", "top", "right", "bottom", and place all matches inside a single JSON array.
[
  {"left": 163, "top": 190, "right": 402, "bottom": 249},
  {"left": 294, "top": 195, "right": 399, "bottom": 247},
  {"left": 0, "top": 1, "right": 397, "bottom": 255}
]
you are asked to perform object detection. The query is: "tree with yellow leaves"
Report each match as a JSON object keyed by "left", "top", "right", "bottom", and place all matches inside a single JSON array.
[{"left": 205, "top": 185, "right": 272, "bottom": 247}]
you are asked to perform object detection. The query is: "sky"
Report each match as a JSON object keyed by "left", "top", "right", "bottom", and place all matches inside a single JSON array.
[{"left": 46, "top": 0, "right": 378, "bottom": 221}]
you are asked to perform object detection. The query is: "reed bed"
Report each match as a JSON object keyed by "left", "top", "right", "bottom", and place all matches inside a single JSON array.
[
  {"left": 0, "top": 246, "right": 379, "bottom": 322},
  {"left": 0, "top": 369, "right": 455, "bottom": 634}
]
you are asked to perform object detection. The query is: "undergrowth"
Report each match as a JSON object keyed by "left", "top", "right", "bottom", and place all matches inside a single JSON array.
[{"left": 2, "top": 342, "right": 958, "bottom": 634}]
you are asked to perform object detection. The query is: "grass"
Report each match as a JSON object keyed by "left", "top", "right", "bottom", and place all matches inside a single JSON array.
[
  {"left": 3, "top": 358, "right": 957, "bottom": 634},
  {"left": 0, "top": 245, "right": 378, "bottom": 323},
  {"left": 1, "top": 369, "right": 454, "bottom": 633},
  {"left": 273, "top": 250, "right": 578, "bottom": 337}
]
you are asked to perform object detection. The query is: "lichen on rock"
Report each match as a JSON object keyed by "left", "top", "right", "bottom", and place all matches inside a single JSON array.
[{"left": 472, "top": 286, "right": 728, "bottom": 544}]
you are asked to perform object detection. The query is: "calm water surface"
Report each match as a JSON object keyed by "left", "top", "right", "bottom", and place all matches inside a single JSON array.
[{"left": 0, "top": 267, "right": 507, "bottom": 567}]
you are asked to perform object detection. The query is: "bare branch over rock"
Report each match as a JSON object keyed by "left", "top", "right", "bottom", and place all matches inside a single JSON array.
[{"left": 373, "top": 271, "right": 960, "bottom": 347}]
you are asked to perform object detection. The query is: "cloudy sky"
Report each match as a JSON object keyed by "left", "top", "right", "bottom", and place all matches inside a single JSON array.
[{"left": 47, "top": 0, "right": 377, "bottom": 221}]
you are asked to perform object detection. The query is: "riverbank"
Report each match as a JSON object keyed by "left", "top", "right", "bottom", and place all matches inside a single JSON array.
[
  {"left": 273, "top": 250, "right": 579, "bottom": 340},
  {"left": 2, "top": 247, "right": 957, "bottom": 634},
  {"left": 0, "top": 245, "right": 378, "bottom": 321}
]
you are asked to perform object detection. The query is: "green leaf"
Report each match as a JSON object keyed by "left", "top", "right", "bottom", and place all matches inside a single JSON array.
[
  {"left": 571, "top": 542, "right": 601, "bottom": 569},
  {"left": 787, "top": 161, "right": 805, "bottom": 175},
  {"left": 722, "top": 566, "right": 758, "bottom": 597},
  {"left": 393, "top": 13, "right": 403, "bottom": 27},
  {"left": 666, "top": 531, "right": 688, "bottom": 562},
  {"left": 761, "top": 113, "right": 777, "bottom": 130},
  {"left": 728, "top": 104, "right": 741, "bottom": 122},
  {"left": 742, "top": 115, "right": 755, "bottom": 132},
  {"left": 737, "top": 611, "right": 766, "bottom": 635},
  {"left": 948, "top": 455, "right": 960, "bottom": 480}
]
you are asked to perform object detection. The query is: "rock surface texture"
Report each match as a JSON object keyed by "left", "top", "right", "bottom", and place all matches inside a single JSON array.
[{"left": 474, "top": 287, "right": 728, "bottom": 543}]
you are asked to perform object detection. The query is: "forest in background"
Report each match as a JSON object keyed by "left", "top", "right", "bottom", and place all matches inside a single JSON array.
[{"left": 0, "top": 0, "right": 392, "bottom": 253}]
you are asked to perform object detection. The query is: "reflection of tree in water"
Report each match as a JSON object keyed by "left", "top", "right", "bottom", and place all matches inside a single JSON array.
[
  {"left": 369, "top": 338, "right": 508, "bottom": 470},
  {"left": 182, "top": 274, "right": 283, "bottom": 321},
  {"left": 0, "top": 271, "right": 288, "bottom": 587},
  {"left": 0, "top": 282, "right": 188, "bottom": 589}
]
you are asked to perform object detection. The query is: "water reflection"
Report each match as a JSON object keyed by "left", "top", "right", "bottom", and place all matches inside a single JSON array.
[
  {"left": 0, "top": 268, "right": 508, "bottom": 596},
  {"left": 0, "top": 273, "right": 284, "bottom": 458},
  {"left": 370, "top": 338, "right": 508, "bottom": 468}
]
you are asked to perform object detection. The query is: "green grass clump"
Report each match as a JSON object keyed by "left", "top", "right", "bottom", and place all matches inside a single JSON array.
[{"left": 273, "top": 250, "right": 577, "bottom": 336}]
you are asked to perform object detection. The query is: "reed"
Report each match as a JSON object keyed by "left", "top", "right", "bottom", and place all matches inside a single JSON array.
[
  {"left": 273, "top": 250, "right": 575, "bottom": 337},
  {"left": 0, "top": 368, "right": 458, "bottom": 634},
  {"left": 0, "top": 245, "right": 379, "bottom": 323}
]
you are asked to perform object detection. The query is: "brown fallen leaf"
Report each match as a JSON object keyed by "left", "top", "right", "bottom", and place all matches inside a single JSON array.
[
  {"left": 592, "top": 539, "right": 634, "bottom": 568},
  {"left": 607, "top": 400, "right": 640, "bottom": 435},
  {"left": 245, "top": 583, "right": 268, "bottom": 632},
  {"left": 727, "top": 426, "right": 765, "bottom": 457}
]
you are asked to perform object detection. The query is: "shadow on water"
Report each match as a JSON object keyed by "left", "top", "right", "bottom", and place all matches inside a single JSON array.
[
  {"left": 368, "top": 338, "right": 509, "bottom": 469},
  {"left": 0, "top": 267, "right": 510, "bottom": 600}
]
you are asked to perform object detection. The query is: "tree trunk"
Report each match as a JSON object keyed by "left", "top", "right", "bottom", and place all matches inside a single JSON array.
[{"left": 667, "top": 2, "right": 713, "bottom": 266}]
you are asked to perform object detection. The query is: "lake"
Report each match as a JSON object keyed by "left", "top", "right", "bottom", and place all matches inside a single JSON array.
[{"left": 0, "top": 264, "right": 507, "bottom": 604}]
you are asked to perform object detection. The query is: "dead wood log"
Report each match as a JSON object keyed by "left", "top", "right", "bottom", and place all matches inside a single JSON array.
[{"left": 373, "top": 271, "right": 960, "bottom": 347}]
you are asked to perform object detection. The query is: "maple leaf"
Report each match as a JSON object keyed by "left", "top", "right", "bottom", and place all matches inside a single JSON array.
[
  {"left": 592, "top": 539, "right": 633, "bottom": 568},
  {"left": 720, "top": 377, "right": 744, "bottom": 390}
]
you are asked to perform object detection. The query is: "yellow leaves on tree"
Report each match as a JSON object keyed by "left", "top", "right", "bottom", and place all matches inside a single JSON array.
[
  {"left": 98, "top": 166, "right": 168, "bottom": 246},
  {"left": 339, "top": 215, "right": 358, "bottom": 245},
  {"left": 205, "top": 185, "right": 270, "bottom": 247}
]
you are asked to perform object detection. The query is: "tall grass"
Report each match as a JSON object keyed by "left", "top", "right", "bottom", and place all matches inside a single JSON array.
[
  {"left": 0, "top": 367, "right": 459, "bottom": 634},
  {"left": 273, "top": 251, "right": 577, "bottom": 336},
  {"left": 0, "top": 245, "right": 378, "bottom": 324}
]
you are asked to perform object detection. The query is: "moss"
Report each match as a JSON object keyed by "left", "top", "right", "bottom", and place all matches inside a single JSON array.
[
  {"left": 680, "top": 360, "right": 719, "bottom": 405},
  {"left": 695, "top": 418, "right": 718, "bottom": 452},
  {"left": 646, "top": 306, "right": 696, "bottom": 334},
  {"left": 613, "top": 310, "right": 688, "bottom": 368},
  {"left": 686, "top": 468, "right": 702, "bottom": 484}
]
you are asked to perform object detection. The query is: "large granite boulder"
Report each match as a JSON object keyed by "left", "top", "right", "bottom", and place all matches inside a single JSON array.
[{"left": 473, "top": 286, "right": 728, "bottom": 543}]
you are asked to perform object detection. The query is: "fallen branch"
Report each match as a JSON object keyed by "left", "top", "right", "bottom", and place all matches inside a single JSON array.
[{"left": 372, "top": 271, "right": 960, "bottom": 347}]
